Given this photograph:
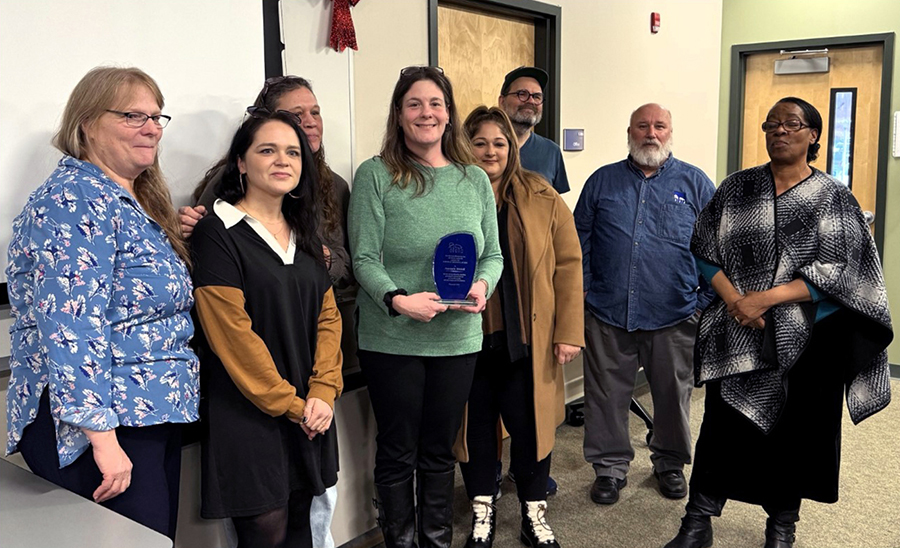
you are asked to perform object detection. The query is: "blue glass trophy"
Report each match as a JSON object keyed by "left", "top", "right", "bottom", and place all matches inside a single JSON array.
[{"left": 433, "top": 232, "right": 477, "bottom": 305}]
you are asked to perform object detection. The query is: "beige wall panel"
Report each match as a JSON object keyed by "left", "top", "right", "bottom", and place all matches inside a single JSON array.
[
  {"left": 352, "top": 0, "right": 430, "bottom": 163},
  {"left": 438, "top": 4, "right": 533, "bottom": 120},
  {"left": 742, "top": 46, "right": 882, "bottom": 216}
]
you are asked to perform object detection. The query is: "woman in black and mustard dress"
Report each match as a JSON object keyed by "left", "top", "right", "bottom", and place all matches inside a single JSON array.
[{"left": 190, "top": 110, "right": 343, "bottom": 548}]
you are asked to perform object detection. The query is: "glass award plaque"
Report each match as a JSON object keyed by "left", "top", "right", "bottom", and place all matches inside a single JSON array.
[{"left": 433, "top": 232, "right": 477, "bottom": 305}]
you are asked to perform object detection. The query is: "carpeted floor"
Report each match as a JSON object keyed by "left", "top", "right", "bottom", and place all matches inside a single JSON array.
[{"left": 448, "top": 379, "right": 900, "bottom": 548}]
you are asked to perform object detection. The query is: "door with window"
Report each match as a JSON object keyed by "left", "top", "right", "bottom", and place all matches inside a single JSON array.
[{"left": 741, "top": 44, "right": 884, "bottom": 231}]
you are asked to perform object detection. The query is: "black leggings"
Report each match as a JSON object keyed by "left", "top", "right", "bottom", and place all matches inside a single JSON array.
[
  {"left": 18, "top": 388, "right": 183, "bottom": 539},
  {"left": 459, "top": 347, "right": 551, "bottom": 501},
  {"left": 231, "top": 490, "right": 314, "bottom": 548},
  {"left": 359, "top": 350, "right": 477, "bottom": 485}
]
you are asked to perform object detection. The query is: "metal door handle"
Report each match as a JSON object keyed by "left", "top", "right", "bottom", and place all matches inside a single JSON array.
[{"left": 863, "top": 211, "right": 875, "bottom": 225}]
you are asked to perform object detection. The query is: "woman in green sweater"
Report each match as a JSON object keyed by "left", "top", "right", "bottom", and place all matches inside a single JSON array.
[{"left": 348, "top": 66, "right": 503, "bottom": 548}]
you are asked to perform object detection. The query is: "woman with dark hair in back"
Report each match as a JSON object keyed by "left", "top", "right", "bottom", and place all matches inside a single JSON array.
[
  {"left": 181, "top": 75, "right": 354, "bottom": 302},
  {"left": 663, "top": 97, "right": 892, "bottom": 548},
  {"left": 348, "top": 67, "right": 503, "bottom": 548},
  {"left": 190, "top": 110, "right": 343, "bottom": 548}
]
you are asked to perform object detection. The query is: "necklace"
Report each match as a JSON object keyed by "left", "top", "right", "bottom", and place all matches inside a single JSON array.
[{"left": 235, "top": 203, "right": 288, "bottom": 238}]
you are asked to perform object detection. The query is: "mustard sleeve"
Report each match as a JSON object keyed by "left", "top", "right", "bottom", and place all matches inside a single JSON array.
[
  {"left": 307, "top": 287, "right": 344, "bottom": 408},
  {"left": 194, "top": 285, "right": 307, "bottom": 421}
]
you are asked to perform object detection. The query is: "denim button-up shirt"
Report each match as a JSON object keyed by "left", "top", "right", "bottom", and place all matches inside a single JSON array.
[
  {"left": 6, "top": 156, "right": 200, "bottom": 467},
  {"left": 574, "top": 155, "right": 715, "bottom": 331}
]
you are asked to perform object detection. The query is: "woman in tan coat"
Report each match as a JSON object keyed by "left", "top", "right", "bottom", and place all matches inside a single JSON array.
[{"left": 456, "top": 107, "right": 584, "bottom": 548}]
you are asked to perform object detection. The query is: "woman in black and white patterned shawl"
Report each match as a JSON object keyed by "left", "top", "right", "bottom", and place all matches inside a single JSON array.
[{"left": 663, "top": 97, "right": 892, "bottom": 548}]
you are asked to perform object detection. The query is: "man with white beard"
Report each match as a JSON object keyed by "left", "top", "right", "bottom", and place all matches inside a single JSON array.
[
  {"left": 498, "top": 66, "right": 570, "bottom": 194},
  {"left": 574, "top": 103, "right": 715, "bottom": 506}
]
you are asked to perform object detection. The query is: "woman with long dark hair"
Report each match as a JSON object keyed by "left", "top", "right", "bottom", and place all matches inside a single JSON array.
[
  {"left": 348, "top": 67, "right": 503, "bottom": 548},
  {"left": 180, "top": 75, "right": 352, "bottom": 548},
  {"left": 190, "top": 110, "right": 343, "bottom": 548},
  {"left": 184, "top": 76, "right": 353, "bottom": 296}
]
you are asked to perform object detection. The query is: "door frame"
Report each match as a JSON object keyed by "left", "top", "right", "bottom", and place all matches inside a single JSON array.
[
  {"left": 427, "top": 0, "right": 562, "bottom": 143},
  {"left": 727, "top": 33, "right": 895, "bottom": 255}
]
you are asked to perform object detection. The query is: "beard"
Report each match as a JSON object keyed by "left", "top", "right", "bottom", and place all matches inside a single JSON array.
[
  {"left": 507, "top": 105, "right": 542, "bottom": 129},
  {"left": 628, "top": 133, "right": 673, "bottom": 168}
]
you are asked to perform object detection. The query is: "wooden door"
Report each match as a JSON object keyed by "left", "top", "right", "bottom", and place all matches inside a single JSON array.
[
  {"left": 437, "top": 3, "right": 534, "bottom": 119},
  {"left": 742, "top": 45, "right": 883, "bottom": 223}
]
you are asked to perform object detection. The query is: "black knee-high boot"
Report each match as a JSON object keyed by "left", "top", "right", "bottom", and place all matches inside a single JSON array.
[
  {"left": 662, "top": 490, "right": 726, "bottom": 548},
  {"left": 762, "top": 505, "right": 800, "bottom": 548},
  {"left": 416, "top": 469, "right": 455, "bottom": 548},
  {"left": 375, "top": 477, "right": 418, "bottom": 548}
]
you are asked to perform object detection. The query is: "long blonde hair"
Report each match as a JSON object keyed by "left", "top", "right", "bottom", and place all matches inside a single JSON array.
[
  {"left": 380, "top": 66, "right": 476, "bottom": 196},
  {"left": 463, "top": 106, "right": 546, "bottom": 208},
  {"left": 53, "top": 66, "right": 190, "bottom": 265}
]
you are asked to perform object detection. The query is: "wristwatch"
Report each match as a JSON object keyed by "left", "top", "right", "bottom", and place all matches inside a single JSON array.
[{"left": 383, "top": 288, "right": 408, "bottom": 317}]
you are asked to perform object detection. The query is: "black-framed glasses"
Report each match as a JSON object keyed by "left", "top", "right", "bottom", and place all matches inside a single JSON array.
[
  {"left": 761, "top": 119, "right": 809, "bottom": 133},
  {"left": 400, "top": 65, "right": 445, "bottom": 77},
  {"left": 503, "top": 89, "right": 544, "bottom": 105},
  {"left": 106, "top": 110, "right": 171, "bottom": 128}
]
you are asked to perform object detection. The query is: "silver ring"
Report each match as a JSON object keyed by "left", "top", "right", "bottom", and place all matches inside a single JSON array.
[
  {"left": 734, "top": 317, "right": 741, "bottom": 324},
  {"left": 301, "top": 416, "right": 308, "bottom": 424}
]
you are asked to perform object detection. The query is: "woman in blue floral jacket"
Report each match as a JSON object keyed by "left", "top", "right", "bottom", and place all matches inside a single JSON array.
[{"left": 5, "top": 66, "right": 199, "bottom": 540}]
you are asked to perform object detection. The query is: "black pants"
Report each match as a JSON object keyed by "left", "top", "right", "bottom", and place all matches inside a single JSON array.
[
  {"left": 459, "top": 347, "right": 550, "bottom": 501},
  {"left": 18, "top": 388, "right": 184, "bottom": 539},
  {"left": 359, "top": 350, "right": 477, "bottom": 485}
]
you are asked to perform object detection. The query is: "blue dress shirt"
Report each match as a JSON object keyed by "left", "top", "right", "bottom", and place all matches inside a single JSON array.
[
  {"left": 6, "top": 157, "right": 200, "bottom": 467},
  {"left": 574, "top": 155, "right": 715, "bottom": 331}
]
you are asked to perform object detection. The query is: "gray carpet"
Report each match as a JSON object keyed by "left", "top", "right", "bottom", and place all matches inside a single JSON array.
[{"left": 448, "top": 379, "right": 900, "bottom": 548}]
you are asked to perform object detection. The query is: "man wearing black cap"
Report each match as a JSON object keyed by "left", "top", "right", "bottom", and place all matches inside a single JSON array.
[{"left": 498, "top": 66, "right": 570, "bottom": 194}]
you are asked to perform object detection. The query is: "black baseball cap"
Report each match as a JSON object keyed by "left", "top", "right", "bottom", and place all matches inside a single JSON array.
[{"left": 500, "top": 66, "right": 549, "bottom": 95}]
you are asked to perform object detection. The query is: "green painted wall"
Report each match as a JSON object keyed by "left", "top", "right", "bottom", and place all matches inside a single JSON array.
[{"left": 719, "top": 0, "right": 900, "bottom": 360}]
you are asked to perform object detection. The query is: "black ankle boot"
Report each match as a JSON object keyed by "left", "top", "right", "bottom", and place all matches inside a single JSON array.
[
  {"left": 464, "top": 495, "right": 496, "bottom": 548},
  {"left": 662, "top": 515, "right": 713, "bottom": 548},
  {"left": 520, "top": 500, "right": 560, "bottom": 547},
  {"left": 416, "top": 469, "right": 455, "bottom": 548},
  {"left": 763, "top": 507, "right": 799, "bottom": 548},
  {"left": 661, "top": 490, "right": 725, "bottom": 548},
  {"left": 375, "top": 478, "right": 418, "bottom": 548}
]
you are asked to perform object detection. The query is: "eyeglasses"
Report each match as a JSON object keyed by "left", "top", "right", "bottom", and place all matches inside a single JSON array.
[
  {"left": 258, "top": 75, "right": 310, "bottom": 102},
  {"left": 400, "top": 65, "right": 444, "bottom": 76},
  {"left": 106, "top": 110, "right": 171, "bottom": 128},
  {"left": 761, "top": 119, "right": 809, "bottom": 133},
  {"left": 502, "top": 89, "right": 544, "bottom": 105},
  {"left": 245, "top": 106, "right": 301, "bottom": 124}
]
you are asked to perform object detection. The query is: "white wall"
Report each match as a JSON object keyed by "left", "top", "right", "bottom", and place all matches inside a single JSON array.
[
  {"left": 0, "top": 1, "right": 264, "bottom": 546},
  {"left": 351, "top": 0, "right": 430, "bottom": 163},
  {"left": 0, "top": 0, "right": 265, "bottom": 281},
  {"left": 282, "top": 0, "right": 355, "bottom": 183},
  {"left": 555, "top": 0, "right": 723, "bottom": 211}
]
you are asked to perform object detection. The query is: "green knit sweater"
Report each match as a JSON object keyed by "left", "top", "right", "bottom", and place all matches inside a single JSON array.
[{"left": 348, "top": 157, "right": 503, "bottom": 356}]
